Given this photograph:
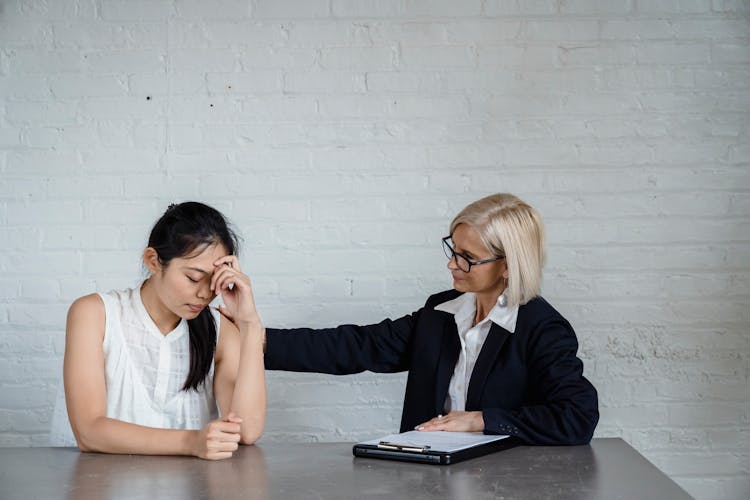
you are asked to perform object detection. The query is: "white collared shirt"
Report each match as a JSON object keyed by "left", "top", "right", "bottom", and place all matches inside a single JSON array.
[{"left": 435, "top": 292, "right": 519, "bottom": 412}]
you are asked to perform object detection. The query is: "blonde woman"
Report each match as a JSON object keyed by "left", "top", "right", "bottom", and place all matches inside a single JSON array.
[{"left": 260, "top": 193, "right": 598, "bottom": 445}]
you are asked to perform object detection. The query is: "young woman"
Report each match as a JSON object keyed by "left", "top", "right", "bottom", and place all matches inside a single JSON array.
[
  {"left": 58, "top": 202, "right": 265, "bottom": 460},
  {"left": 263, "top": 193, "right": 598, "bottom": 445}
]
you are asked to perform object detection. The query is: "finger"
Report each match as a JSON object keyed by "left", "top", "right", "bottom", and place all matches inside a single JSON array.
[
  {"left": 216, "top": 431, "right": 242, "bottom": 443},
  {"left": 210, "top": 265, "right": 234, "bottom": 292},
  {"left": 208, "top": 430, "right": 242, "bottom": 444},
  {"left": 212, "top": 420, "right": 242, "bottom": 434},
  {"left": 226, "top": 441, "right": 240, "bottom": 451},
  {"left": 213, "top": 268, "right": 248, "bottom": 294},
  {"left": 210, "top": 262, "right": 242, "bottom": 291},
  {"left": 416, "top": 415, "right": 453, "bottom": 431},
  {"left": 427, "top": 418, "right": 448, "bottom": 427},
  {"left": 213, "top": 255, "right": 242, "bottom": 272},
  {"left": 211, "top": 304, "right": 234, "bottom": 321},
  {"left": 211, "top": 268, "right": 238, "bottom": 294},
  {"left": 213, "top": 438, "right": 240, "bottom": 450},
  {"left": 214, "top": 271, "right": 239, "bottom": 294},
  {"left": 214, "top": 305, "right": 235, "bottom": 322},
  {"left": 414, "top": 419, "right": 436, "bottom": 431},
  {"left": 219, "top": 276, "right": 252, "bottom": 299},
  {"left": 223, "top": 412, "right": 243, "bottom": 424},
  {"left": 207, "top": 451, "right": 233, "bottom": 461},
  {"left": 220, "top": 422, "right": 242, "bottom": 435},
  {"left": 422, "top": 421, "right": 451, "bottom": 431},
  {"left": 213, "top": 255, "right": 235, "bottom": 267},
  {"left": 217, "top": 267, "right": 253, "bottom": 296}
]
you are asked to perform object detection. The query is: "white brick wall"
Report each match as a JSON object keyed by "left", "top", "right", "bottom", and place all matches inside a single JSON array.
[{"left": 1, "top": 1, "right": 748, "bottom": 498}]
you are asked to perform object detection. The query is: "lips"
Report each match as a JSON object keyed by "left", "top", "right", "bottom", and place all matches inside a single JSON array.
[{"left": 187, "top": 304, "right": 206, "bottom": 313}]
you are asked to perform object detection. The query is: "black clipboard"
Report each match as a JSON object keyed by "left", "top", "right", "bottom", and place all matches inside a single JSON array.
[{"left": 352, "top": 433, "right": 519, "bottom": 465}]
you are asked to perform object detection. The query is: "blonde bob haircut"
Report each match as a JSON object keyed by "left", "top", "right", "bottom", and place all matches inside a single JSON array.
[{"left": 449, "top": 193, "right": 546, "bottom": 308}]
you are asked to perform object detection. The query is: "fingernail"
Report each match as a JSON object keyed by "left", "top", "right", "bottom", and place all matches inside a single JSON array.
[{"left": 416, "top": 426, "right": 424, "bottom": 431}]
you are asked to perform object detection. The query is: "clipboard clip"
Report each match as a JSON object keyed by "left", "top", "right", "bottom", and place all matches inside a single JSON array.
[{"left": 377, "top": 441, "right": 431, "bottom": 453}]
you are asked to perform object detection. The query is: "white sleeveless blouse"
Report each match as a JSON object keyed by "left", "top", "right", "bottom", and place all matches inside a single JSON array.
[{"left": 50, "top": 284, "right": 219, "bottom": 446}]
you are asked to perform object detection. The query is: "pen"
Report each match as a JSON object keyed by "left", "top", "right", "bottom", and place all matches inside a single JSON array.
[{"left": 377, "top": 441, "right": 431, "bottom": 453}]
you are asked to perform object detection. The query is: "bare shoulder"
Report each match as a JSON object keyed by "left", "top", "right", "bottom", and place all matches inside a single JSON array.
[
  {"left": 66, "top": 293, "right": 106, "bottom": 341},
  {"left": 68, "top": 293, "right": 105, "bottom": 319},
  {"left": 70, "top": 293, "right": 104, "bottom": 311}
]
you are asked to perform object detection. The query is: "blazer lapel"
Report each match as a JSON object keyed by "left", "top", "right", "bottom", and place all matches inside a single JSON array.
[
  {"left": 465, "top": 323, "right": 511, "bottom": 410},
  {"left": 434, "top": 319, "right": 460, "bottom": 415}
]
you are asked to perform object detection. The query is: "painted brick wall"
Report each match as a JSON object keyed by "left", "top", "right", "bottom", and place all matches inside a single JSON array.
[{"left": 1, "top": 1, "right": 749, "bottom": 498}]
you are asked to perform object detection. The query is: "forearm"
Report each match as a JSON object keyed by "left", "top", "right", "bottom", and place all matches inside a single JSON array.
[
  {"left": 490, "top": 319, "right": 598, "bottom": 445},
  {"left": 264, "top": 315, "right": 417, "bottom": 374},
  {"left": 230, "top": 320, "right": 267, "bottom": 444},
  {"left": 482, "top": 401, "right": 598, "bottom": 445},
  {"left": 74, "top": 416, "right": 196, "bottom": 456}
]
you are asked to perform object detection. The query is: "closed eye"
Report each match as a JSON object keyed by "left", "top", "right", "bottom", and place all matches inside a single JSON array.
[{"left": 186, "top": 276, "right": 200, "bottom": 283}]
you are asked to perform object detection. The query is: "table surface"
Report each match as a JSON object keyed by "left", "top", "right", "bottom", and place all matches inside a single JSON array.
[{"left": 0, "top": 438, "right": 691, "bottom": 500}]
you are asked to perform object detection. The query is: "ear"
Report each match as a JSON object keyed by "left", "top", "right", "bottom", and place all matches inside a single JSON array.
[{"left": 143, "top": 247, "right": 162, "bottom": 274}]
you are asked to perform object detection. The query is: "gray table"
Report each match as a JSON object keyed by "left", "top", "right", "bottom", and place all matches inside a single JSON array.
[{"left": 0, "top": 438, "right": 690, "bottom": 499}]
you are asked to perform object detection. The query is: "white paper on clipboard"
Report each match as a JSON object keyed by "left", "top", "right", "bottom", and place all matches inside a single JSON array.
[{"left": 358, "top": 430, "right": 509, "bottom": 453}]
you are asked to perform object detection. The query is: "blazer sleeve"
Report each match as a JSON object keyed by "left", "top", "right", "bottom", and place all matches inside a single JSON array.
[
  {"left": 264, "top": 311, "right": 420, "bottom": 375},
  {"left": 482, "top": 318, "right": 599, "bottom": 445}
]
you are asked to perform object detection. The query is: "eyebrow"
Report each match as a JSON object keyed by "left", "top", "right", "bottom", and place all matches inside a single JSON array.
[
  {"left": 185, "top": 267, "right": 210, "bottom": 275},
  {"left": 453, "top": 244, "right": 477, "bottom": 259}
]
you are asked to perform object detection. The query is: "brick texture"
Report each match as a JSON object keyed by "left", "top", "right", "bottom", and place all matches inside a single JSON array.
[{"left": 0, "top": 1, "right": 748, "bottom": 498}]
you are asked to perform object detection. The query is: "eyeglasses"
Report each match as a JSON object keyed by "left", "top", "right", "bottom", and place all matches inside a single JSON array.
[{"left": 442, "top": 236, "right": 504, "bottom": 273}]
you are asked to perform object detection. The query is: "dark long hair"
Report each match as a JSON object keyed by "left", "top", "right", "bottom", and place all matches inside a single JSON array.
[{"left": 147, "top": 201, "right": 240, "bottom": 391}]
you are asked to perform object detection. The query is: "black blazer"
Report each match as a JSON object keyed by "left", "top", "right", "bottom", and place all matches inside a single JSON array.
[{"left": 264, "top": 289, "right": 599, "bottom": 445}]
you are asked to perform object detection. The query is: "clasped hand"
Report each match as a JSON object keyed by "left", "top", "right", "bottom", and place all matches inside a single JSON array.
[{"left": 192, "top": 413, "right": 243, "bottom": 460}]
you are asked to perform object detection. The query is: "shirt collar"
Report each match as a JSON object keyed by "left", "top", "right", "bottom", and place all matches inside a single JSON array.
[{"left": 435, "top": 291, "right": 518, "bottom": 333}]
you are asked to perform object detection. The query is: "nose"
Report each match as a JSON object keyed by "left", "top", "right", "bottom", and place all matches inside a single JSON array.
[
  {"left": 196, "top": 280, "right": 212, "bottom": 300},
  {"left": 447, "top": 256, "right": 459, "bottom": 271}
]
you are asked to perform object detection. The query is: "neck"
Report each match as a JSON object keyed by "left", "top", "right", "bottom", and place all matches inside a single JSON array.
[
  {"left": 140, "top": 279, "right": 181, "bottom": 335},
  {"left": 473, "top": 286, "right": 505, "bottom": 325}
]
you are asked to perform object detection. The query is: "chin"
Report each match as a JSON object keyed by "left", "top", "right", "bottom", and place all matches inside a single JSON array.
[{"left": 452, "top": 280, "right": 469, "bottom": 292}]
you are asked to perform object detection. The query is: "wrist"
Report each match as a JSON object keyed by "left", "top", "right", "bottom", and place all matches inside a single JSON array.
[
  {"left": 183, "top": 429, "right": 199, "bottom": 457},
  {"left": 238, "top": 321, "right": 265, "bottom": 344},
  {"left": 475, "top": 411, "right": 485, "bottom": 432},
  {"left": 236, "top": 315, "right": 263, "bottom": 331}
]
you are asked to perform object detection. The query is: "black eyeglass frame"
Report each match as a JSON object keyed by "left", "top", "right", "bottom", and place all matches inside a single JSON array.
[{"left": 442, "top": 236, "right": 505, "bottom": 272}]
